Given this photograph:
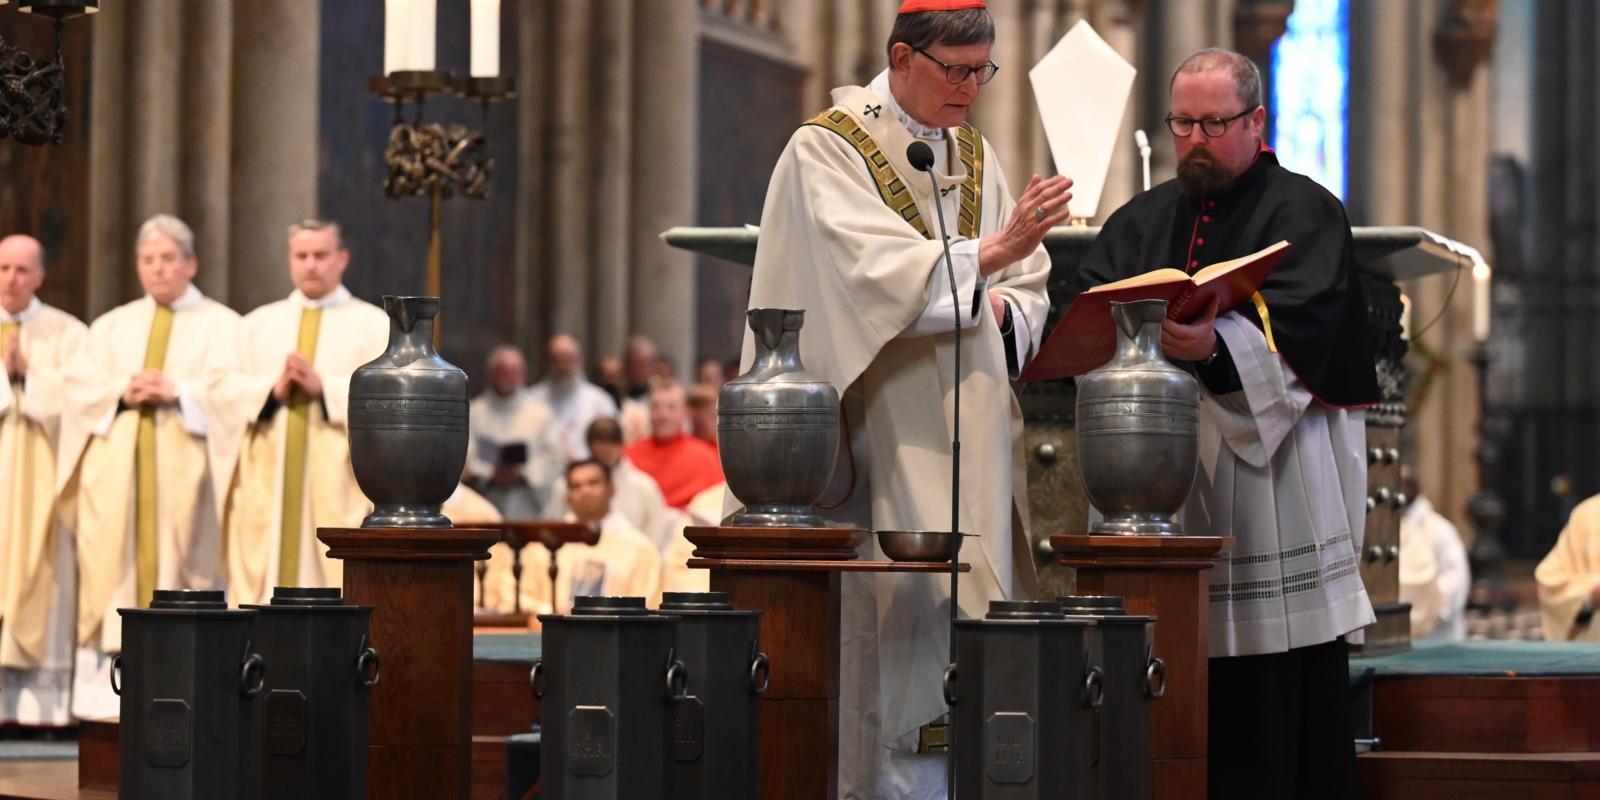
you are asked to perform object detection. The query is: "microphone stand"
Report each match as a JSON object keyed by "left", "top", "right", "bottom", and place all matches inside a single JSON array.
[{"left": 909, "top": 141, "right": 963, "bottom": 798}]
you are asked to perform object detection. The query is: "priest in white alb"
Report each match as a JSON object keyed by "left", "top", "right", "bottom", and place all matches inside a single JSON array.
[
  {"left": 744, "top": 1, "right": 1068, "bottom": 793},
  {"left": 482, "top": 459, "right": 661, "bottom": 615},
  {"left": 222, "top": 219, "right": 388, "bottom": 606},
  {"left": 0, "top": 234, "right": 86, "bottom": 726},
  {"left": 57, "top": 214, "right": 244, "bottom": 720}
]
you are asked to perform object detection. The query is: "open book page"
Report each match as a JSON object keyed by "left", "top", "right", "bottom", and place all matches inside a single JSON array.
[{"left": 1018, "top": 239, "right": 1291, "bottom": 382}]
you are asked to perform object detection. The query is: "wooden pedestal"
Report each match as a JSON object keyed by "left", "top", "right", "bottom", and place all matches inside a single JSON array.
[
  {"left": 687, "top": 525, "right": 967, "bottom": 800},
  {"left": 319, "top": 526, "right": 498, "bottom": 800},
  {"left": 1052, "top": 534, "right": 1231, "bottom": 800}
]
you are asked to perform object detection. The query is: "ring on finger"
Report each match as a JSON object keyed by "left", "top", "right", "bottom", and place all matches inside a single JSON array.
[{"left": 1033, "top": 205, "right": 1047, "bottom": 222}]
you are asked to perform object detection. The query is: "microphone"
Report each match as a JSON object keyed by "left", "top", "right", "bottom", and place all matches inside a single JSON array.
[
  {"left": 1134, "top": 129, "right": 1152, "bottom": 192},
  {"left": 907, "top": 139, "right": 963, "bottom": 796}
]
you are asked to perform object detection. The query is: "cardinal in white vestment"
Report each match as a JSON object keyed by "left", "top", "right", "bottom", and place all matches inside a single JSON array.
[
  {"left": 57, "top": 214, "right": 244, "bottom": 720},
  {"left": 482, "top": 459, "right": 662, "bottom": 615},
  {"left": 744, "top": 1, "right": 1070, "bottom": 794},
  {"left": 221, "top": 220, "right": 388, "bottom": 606},
  {"left": 0, "top": 235, "right": 86, "bottom": 726}
]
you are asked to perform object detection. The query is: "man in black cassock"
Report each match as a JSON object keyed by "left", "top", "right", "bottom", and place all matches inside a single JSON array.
[{"left": 1070, "top": 49, "right": 1381, "bottom": 800}]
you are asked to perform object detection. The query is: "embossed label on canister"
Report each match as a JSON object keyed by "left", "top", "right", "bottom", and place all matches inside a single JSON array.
[
  {"left": 671, "top": 696, "right": 706, "bottom": 762},
  {"left": 265, "top": 689, "right": 308, "bottom": 756},
  {"left": 984, "top": 711, "right": 1035, "bottom": 784},
  {"left": 568, "top": 706, "right": 616, "bottom": 777},
  {"left": 144, "top": 698, "right": 192, "bottom": 768}
]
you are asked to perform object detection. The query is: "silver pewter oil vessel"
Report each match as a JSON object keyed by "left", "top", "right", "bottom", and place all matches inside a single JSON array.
[
  {"left": 718, "top": 308, "right": 840, "bottom": 527},
  {"left": 348, "top": 295, "right": 469, "bottom": 528},
  {"left": 1075, "top": 299, "right": 1199, "bottom": 534}
]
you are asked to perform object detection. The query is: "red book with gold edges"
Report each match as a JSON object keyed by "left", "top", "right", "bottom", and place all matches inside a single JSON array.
[{"left": 1019, "top": 239, "right": 1291, "bottom": 382}]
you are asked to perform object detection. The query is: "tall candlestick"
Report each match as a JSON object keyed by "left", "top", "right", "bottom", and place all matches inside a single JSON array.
[
  {"left": 1471, "top": 261, "right": 1491, "bottom": 343},
  {"left": 470, "top": 0, "right": 500, "bottom": 78}
]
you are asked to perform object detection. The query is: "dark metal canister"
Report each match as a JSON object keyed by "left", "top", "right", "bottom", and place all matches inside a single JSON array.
[
  {"left": 946, "top": 600, "right": 1101, "bottom": 800},
  {"left": 244, "top": 586, "right": 379, "bottom": 800},
  {"left": 113, "top": 589, "right": 265, "bottom": 800},
  {"left": 656, "top": 592, "right": 768, "bottom": 800},
  {"left": 533, "top": 596, "right": 687, "bottom": 800},
  {"left": 1060, "top": 595, "right": 1164, "bottom": 800}
]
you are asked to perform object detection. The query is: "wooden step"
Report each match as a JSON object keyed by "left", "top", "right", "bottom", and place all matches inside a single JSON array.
[
  {"left": 1359, "top": 751, "right": 1600, "bottom": 799},
  {"left": 1373, "top": 675, "right": 1600, "bottom": 753}
]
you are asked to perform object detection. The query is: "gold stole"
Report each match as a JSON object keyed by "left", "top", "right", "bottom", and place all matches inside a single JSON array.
[
  {"left": 136, "top": 305, "right": 175, "bottom": 608},
  {"left": 802, "top": 108, "right": 984, "bottom": 242},
  {"left": 278, "top": 306, "right": 322, "bottom": 586},
  {"left": 1, "top": 320, "right": 17, "bottom": 385}
]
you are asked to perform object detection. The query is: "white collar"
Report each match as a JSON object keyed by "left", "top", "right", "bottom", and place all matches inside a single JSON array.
[
  {"left": 290, "top": 285, "right": 353, "bottom": 310},
  {"left": 145, "top": 283, "right": 203, "bottom": 311},
  {"left": 870, "top": 69, "right": 946, "bottom": 141},
  {"left": 1, "top": 296, "right": 41, "bottom": 323}
]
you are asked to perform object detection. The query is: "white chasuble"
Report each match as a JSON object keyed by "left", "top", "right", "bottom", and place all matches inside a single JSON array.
[
  {"left": 1536, "top": 495, "right": 1600, "bottom": 642},
  {"left": 1186, "top": 312, "right": 1375, "bottom": 657},
  {"left": 222, "top": 288, "right": 388, "bottom": 606},
  {"left": 58, "top": 287, "right": 243, "bottom": 720},
  {"left": 744, "top": 73, "right": 1049, "bottom": 794},
  {"left": 0, "top": 300, "right": 86, "bottom": 725}
]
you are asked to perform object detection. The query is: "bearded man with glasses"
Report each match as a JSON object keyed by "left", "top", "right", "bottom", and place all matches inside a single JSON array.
[
  {"left": 1069, "top": 48, "right": 1380, "bottom": 800},
  {"left": 744, "top": 0, "right": 1070, "bottom": 795}
]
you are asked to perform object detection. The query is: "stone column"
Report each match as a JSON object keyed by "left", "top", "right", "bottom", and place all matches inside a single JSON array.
[
  {"left": 228, "top": 0, "right": 319, "bottom": 311},
  {"left": 182, "top": 0, "right": 234, "bottom": 301},
  {"left": 591, "top": 0, "right": 635, "bottom": 361},
  {"left": 628, "top": 0, "right": 698, "bottom": 376},
  {"left": 546, "top": 0, "right": 597, "bottom": 349},
  {"left": 87, "top": 0, "right": 130, "bottom": 314}
]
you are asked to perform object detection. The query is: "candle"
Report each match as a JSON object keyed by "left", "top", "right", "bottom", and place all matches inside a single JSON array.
[
  {"left": 383, "top": 0, "right": 404, "bottom": 76},
  {"left": 384, "top": 0, "right": 437, "bottom": 75},
  {"left": 470, "top": 0, "right": 501, "bottom": 78},
  {"left": 1471, "top": 261, "right": 1491, "bottom": 343}
]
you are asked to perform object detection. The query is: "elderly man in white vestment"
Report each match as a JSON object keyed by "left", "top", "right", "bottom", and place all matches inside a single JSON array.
[
  {"left": 526, "top": 334, "right": 618, "bottom": 462},
  {"left": 544, "top": 416, "right": 671, "bottom": 550},
  {"left": 465, "top": 345, "right": 565, "bottom": 520},
  {"left": 58, "top": 214, "right": 243, "bottom": 720},
  {"left": 482, "top": 459, "right": 661, "bottom": 616},
  {"left": 222, "top": 219, "right": 388, "bottom": 606},
  {"left": 0, "top": 235, "right": 86, "bottom": 725},
  {"left": 745, "top": 1, "right": 1068, "bottom": 794}
]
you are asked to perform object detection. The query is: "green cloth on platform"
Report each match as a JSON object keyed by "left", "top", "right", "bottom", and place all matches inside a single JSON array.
[
  {"left": 473, "top": 632, "right": 541, "bottom": 663},
  {"left": 1350, "top": 639, "right": 1600, "bottom": 677}
]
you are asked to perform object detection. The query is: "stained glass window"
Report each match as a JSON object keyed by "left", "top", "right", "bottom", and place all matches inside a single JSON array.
[{"left": 1271, "top": 0, "right": 1349, "bottom": 200}]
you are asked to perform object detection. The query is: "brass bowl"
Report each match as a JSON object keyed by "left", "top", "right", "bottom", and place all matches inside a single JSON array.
[{"left": 876, "top": 530, "right": 961, "bottom": 563}]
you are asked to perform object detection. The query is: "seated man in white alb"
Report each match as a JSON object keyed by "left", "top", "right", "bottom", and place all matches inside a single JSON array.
[
  {"left": 544, "top": 416, "right": 671, "bottom": 550},
  {"left": 1397, "top": 465, "right": 1470, "bottom": 640},
  {"left": 482, "top": 459, "right": 661, "bottom": 614}
]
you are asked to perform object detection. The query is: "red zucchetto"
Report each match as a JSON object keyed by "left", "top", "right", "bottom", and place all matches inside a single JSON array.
[{"left": 897, "top": 0, "right": 987, "bottom": 13}]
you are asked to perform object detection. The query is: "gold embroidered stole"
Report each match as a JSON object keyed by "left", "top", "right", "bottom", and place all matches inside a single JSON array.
[
  {"left": 136, "top": 305, "right": 175, "bottom": 608},
  {"left": 803, "top": 107, "right": 984, "bottom": 242},
  {"left": 278, "top": 306, "right": 322, "bottom": 586}
]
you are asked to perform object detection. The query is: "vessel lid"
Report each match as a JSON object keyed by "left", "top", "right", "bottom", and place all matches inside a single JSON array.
[
  {"left": 659, "top": 592, "right": 734, "bottom": 612},
  {"left": 570, "top": 596, "right": 652, "bottom": 617},
  {"left": 269, "top": 586, "right": 346, "bottom": 607},
  {"left": 150, "top": 589, "right": 227, "bottom": 610},
  {"left": 985, "top": 600, "right": 1066, "bottom": 621}
]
